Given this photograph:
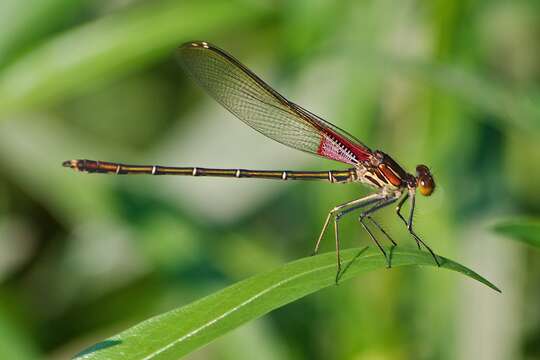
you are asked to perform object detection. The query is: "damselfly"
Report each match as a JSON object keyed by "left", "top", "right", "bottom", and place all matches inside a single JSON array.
[{"left": 64, "top": 41, "right": 440, "bottom": 281}]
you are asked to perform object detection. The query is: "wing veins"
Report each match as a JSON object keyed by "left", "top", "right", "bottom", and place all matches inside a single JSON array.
[{"left": 177, "top": 42, "right": 372, "bottom": 165}]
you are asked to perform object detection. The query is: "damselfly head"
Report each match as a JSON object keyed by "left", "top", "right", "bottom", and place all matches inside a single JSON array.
[{"left": 416, "top": 164, "right": 435, "bottom": 196}]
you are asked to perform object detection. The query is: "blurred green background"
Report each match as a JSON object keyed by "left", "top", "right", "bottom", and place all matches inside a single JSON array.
[{"left": 1, "top": 0, "right": 539, "bottom": 359}]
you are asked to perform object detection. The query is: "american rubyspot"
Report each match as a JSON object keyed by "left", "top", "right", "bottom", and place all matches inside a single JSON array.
[{"left": 63, "top": 41, "right": 440, "bottom": 281}]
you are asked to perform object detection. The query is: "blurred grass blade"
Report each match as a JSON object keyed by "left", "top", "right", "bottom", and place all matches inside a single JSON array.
[
  {"left": 494, "top": 218, "right": 540, "bottom": 248},
  {"left": 398, "top": 60, "right": 540, "bottom": 133},
  {"left": 356, "top": 52, "right": 540, "bottom": 133},
  {"left": 0, "top": 309, "right": 40, "bottom": 360},
  {"left": 0, "top": 0, "right": 86, "bottom": 68},
  {"left": 75, "top": 247, "right": 500, "bottom": 360},
  {"left": 0, "top": 0, "right": 264, "bottom": 117}
]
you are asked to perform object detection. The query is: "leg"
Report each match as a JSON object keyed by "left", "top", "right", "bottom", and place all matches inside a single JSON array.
[
  {"left": 312, "top": 193, "right": 385, "bottom": 283},
  {"left": 358, "top": 196, "right": 399, "bottom": 265},
  {"left": 334, "top": 215, "right": 341, "bottom": 284},
  {"left": 367, "top": 216, "right": 397, "bottom": 246},
  {"left": 407, "top": 190, "right": 420, "bottom": 249},
  {"left": 313, "top": 193, "right": 384, "bottom": 255},
  {"left": 396, "top": 192, "right": 409, "bottom": 227},
  {"left": 395, "top": 192, "right": 421, "bottom": 249},
  {"left": 406, "top": 190, "right": 440, "bottom": 266}
]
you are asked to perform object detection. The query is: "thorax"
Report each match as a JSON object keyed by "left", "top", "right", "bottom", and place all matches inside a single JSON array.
[{"left": 353, "top": 150, "right": 412, "bottom": 191}]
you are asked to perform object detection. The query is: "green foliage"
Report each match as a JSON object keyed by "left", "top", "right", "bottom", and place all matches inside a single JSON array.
[
  {"left": 0, "top": 0, "right": 263, "bottom": 116},
  {"left": 75, "top": 247, "right": 499, "bottom": 359},
  {"left": 494, "top": 218, "right": 540, "bottom": 249},
  {"left": 0, "top": 0, "right": 538, "bottom": 359}
]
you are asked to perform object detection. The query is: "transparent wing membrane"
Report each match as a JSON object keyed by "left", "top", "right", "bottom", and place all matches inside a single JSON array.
[{"left": 177, "top": 41, "right": 372, "bottom": 165}]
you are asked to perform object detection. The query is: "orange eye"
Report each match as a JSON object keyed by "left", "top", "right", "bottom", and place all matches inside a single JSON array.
[
  {"left": 416, "top": 164, "right": 435, "bottom": 196},
  {"left": 418, "top": 176, "right": 434, "bottom": 196}
]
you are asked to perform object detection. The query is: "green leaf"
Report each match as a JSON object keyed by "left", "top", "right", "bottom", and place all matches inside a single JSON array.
[
  {"left": 396, "top": 60, "right": 540, "bottom": 133},
  {"left": 0, "top": 0, "right": 264, "bottom": 116},
  {"left": 75, "top": 247, "right": 500, "bottom": 360},
  {"left": 0, "top": 308, "right": 40, "bottom": 360},
  {"left": 349, "top": 51, "right": 540, "bottom": 133},
  {"left": 494, "top": 218, "right": 540, "bottom": 248},
  {"left": 0, "top": 0, "right": 87, "bottom": 68}
]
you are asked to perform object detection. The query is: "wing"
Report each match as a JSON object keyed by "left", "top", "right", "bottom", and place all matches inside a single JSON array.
[{"left": 177, "top": 41, "right": 373, "bottom": 165}]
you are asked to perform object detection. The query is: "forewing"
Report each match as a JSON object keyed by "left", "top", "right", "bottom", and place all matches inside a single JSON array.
[{"left": 177, "top": 41, "right": 372, "bottom": 165}]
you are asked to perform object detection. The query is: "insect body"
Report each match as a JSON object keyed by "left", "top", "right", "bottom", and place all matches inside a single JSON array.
[{"left": 64, "top": 41, "right": 440, "bottom": 281}]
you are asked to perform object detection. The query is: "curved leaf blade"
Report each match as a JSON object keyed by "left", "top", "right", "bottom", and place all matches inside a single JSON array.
[
  {"left": 0, "top": 0, "right": 86, "bottom": 68},
  {"left": 75, "top": 247, "right": 500, "bottom": 360},
  {"left": 494, "top": 218, "right": 540, "bottom": 248},
  {"left": 0, "top": 0, "right": 263, "bottom": 116}
]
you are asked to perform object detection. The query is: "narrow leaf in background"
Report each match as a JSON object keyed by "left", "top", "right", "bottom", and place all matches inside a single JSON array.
[
  {"left": 0, "top": 0, "right": 264, "bottom": 116},
  {"left": 494, "top": 218, "right": 540, "bottom": 249},
  {"left": 0, "top": 0, "right": 87, "bottom": 69}
]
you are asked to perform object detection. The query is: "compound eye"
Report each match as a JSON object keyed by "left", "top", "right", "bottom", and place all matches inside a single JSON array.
[
  {"left": 418, "top": 175, "right": 434, "bottom": 196},
  {"left": 416, "top": 164, "right": 430, "bottom": 176}
]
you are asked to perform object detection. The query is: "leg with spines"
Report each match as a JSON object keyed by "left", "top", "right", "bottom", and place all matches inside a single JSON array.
[
  {"left": 313, "top": 193, "right": 385, "bottom": 283},
  {"left": 314, "top": 192, "right": 402, "bottom": 283},
  {"left": 357, "top": 196, "right": 400, "bottom": 267},
  {"left": 396, "top": 190, "right": 440, "bottom": 266}
]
